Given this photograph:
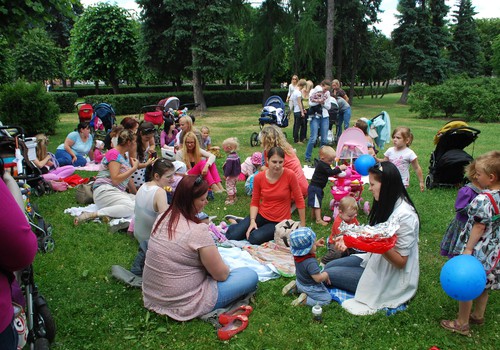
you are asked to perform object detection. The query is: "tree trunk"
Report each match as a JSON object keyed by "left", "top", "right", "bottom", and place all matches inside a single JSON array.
[
  {"left": 111, "top": 80, "right": 120, "bottom": 94},
  {"left": 335, "top": 37, "right": 343, "bottom": 81},
  {"left": 193, "top": 69, "right": 207, "bottom": 112},
  {"left": 263, "top": 67, "right": 272, "bottom": 106},
  {"left": 94, "top": 80, "right": 99, "bottom": 95},
  {"left": 325, "top": 0, "right": 335, "bottom": 81},
  {"left": 380, "top": 80, "right": 389, "bottom": 99},
  {"left": 398, "top": 74, "right": 412, "bottom": 104}
]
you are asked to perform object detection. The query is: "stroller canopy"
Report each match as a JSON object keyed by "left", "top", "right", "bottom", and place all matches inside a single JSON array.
[
  {"left": 263, "top": 95, "right": 285, "bottom": 110},
  {"left": 160, "top": 97, "right": 180, "bottom": 111}
]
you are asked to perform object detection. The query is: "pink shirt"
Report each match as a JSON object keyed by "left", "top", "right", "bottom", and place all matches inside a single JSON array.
[
  {"left": 0, "top": 180, "right": 37, "bottom": 333},
  {"left": 142, "top": 214, "right": 217, "bottom": 321}
]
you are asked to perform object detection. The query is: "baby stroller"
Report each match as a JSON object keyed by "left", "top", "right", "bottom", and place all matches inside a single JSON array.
[
  {"left": 330, "top": 127, "right": 368, "bottom": 218},
  {"left": 425, "top": 120, "right": 480, "bottom": 189},
  {"left": 140, "top": 104, "right": 165, "bottom": 146},
  {"left": 90, "top": 103, "right": 116, "bottom": 141},
  {"left": 159, "top": 96, "right": 199, "bottom": 125},
  {"left": 250, "top": 95, "right": 289, "bottom": 147},
  {"left": 0, "top": 125, "right": 50, "bottom": 196},
  {"left": 76, "top": 102, "right": 94, "bottom": 124}
]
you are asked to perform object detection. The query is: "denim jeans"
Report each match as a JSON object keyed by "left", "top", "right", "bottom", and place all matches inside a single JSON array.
[
  {"left": 305, "top": 116, "right": 329, "bottom": 161},
  {"left": 296, "top": 280, "right": 332, "bottom": 306},
  {"left": 55, "top": 149, "right": 87, "bottom": 167},
  {"left": 292, "top": 112, "right": 307, "bottom": 143},
  {"left": 213, "top": 267, "right": 259, "bottom": 310},
  {"left": 0, "top": 317, "right": 18, "bottom": 350},
  {"left": 225, "top": 213, "right": 278, "bottom": 245},
  {"left": 336, "top": 107, "right": 352, "bottom": 140},
  {"left": 324, "top": 255, "right": 364, "bottom": 293}
]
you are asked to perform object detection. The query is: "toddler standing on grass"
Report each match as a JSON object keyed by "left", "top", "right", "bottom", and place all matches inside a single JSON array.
[
  {"left": 441, "top": 150, "right": 500, "bottom": 336},
  {"left": 321, "top": 196, "right": 360, "bottom": 264},
  {"left": 381, "top": 126, "right": 425, "bottom": 192},
  {"left": 222, "top": 137, "right": 241, "bottom": 205},
  {"left": 440, "top": 159, "right": 483, "bottom": 258},
  {"left": 282, "top": 227, "right": 331, "bottom": 307},
  {"left": 307, "top": 146, "right": 347, "bottom": 226}
]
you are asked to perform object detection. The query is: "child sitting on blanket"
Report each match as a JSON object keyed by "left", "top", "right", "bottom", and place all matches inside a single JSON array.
[
  {"left": 282, "top": 227, "right": 331, "bottom": 307},
  {"left": 321, "top": 196, "right": 360, "bottom": 265},
  {"left": 93, "top": 140, "right": 105, "bottom": 164}
]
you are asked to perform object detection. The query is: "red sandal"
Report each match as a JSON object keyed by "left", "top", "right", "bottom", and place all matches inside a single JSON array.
[
  {"left": 440, "top": 319, "right": 470, "bottom": 336},
  {"left": 217, "top": 315, "right": 248, "bottom": 341},
  {"left": 218, "top": 305, "right": 253, "bottom": 325}
]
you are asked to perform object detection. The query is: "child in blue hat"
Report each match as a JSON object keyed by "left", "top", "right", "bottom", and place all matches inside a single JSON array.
[{"left": 283, "top": 227, "right": 332, "bottom": 306}]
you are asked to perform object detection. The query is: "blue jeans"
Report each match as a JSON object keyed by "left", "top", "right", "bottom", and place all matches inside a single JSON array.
[
  {"left": 324, "top": 255, "right": 364, "bottom": 293},
  {"left": 0, "top": 317, "right": 18, "bottom": 350},
  {"left": 296, "top": 280, "right": 331, "bottom": 306},
  {"left": 305, "top": 116, "right": 329, "bottom": 161},
  {"left": 55, "top": 149, "right": 87, "bottom": 167},
  {"left": 336, "top": 107, "right": 352, "bottom": 140},
  {"left": 225, "top": 214, "right": 278, "bottom": 245},
  {"left": 292, "top": 112, "right": 307, "bottom": 143},
  {"left": 213, "top": 267, "right": 259, "bottom": 310}
]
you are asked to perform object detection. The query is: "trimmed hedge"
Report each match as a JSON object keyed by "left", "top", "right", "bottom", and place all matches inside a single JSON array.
[
  {"left": 50, "top": 91, "right": 78, "bottom": 113},
  {"left": 408, "top": 77, "right": 500, "bottom": 122},
  {"left": 0, "top": 81, "right": 60, "bottom": 135}
]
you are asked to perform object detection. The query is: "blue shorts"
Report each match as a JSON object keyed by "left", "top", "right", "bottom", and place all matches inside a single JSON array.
[{"left": 307, "top": 185, "right": 324, "bottom": 209}]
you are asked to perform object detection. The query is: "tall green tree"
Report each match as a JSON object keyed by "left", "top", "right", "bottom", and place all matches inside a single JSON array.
[
  {"left": 0, "top": 0, "right": 76, "bottom": 43},
  {"left": 68, "top": 3, "right": 138, "bottom": 94},
  {"left": 449, "top": 0, "right": 481, "bottom": 77},
  {"left": 0, "top": 37, "right": 15, "bottom": 84},
  {"left": 13, "top": 28, "right": 61, "bottom": 83},
  {"left": 492, "top": 34, "right": 500, "bottom": 76},
  {"left": 476, "top": 18, "right": 500, "bottom": 76},
  {"left": 393, "top": 0, "right": 450, "bottom": 104}
]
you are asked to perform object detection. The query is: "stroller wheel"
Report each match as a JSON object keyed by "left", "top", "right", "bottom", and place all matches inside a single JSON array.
[
  {"left": 425, "top": 174, "right": 434, "bottom": 190},
  {"left": 39, "top": 236, "right": 55, "bottom": 253},
  {"left": 34, "top": 337, "right": 50, "bottom": 350},
  {"left": 250, "top": 132, "right": 259, "bottom": 147},
  {"left": 36, "top": 303, "right": 56, "bottom": 343}
]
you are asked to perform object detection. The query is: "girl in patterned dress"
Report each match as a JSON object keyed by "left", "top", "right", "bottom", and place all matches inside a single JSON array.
[{"left": 441, "top": 150, "right": 500, "bottom": 336}]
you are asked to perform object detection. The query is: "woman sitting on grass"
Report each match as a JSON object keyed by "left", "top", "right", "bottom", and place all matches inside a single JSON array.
[
  {"left": 142, "top": 175, "right": 258, "bottom": 321},
  {"left": 74, "top": 129, "right": 138, "bottom": 225},
  {"left": 225, "top": 146, "right": 306, "bottom": 245},
  {"left": 55, "top": 122, "right": 94, "bottom": 167},
  {"left": 324, "top": 161, "right": 419, "bottom": 315},
  {"left": 175, "top": 131, "right": 224, "bottom": 193}
]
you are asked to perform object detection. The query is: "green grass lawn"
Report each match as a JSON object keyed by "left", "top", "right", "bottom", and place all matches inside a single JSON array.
[{"left": 32, "top": 94, "right": 499, "bottom": 349}]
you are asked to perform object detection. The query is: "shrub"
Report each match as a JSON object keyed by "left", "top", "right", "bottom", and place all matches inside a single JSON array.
[
  {"left": 50, "top": 92, "right": 78, "bottom": 113},
  {"left": 408, "top": 77, "right": 500, "bottom": 122},
  {"left": 0, "top": 80, "right": 60, "bottom": 135}
]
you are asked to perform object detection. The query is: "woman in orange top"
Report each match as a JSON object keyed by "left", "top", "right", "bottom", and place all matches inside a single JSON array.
[
  {"left": 225, "top": 147, "right": 306, "bottom": 245},
  {"left": 260, "top": 125, "right": 308, "bottom": 197}
]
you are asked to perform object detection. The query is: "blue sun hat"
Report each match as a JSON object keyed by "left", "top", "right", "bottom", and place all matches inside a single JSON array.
[{"left": 289, "top": 227, "right": 316, "bottom": 256}]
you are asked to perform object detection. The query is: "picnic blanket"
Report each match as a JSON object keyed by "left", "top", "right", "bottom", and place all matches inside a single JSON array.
[
  {"left": 243, "top": 241, "right": 295, "bottom": 277},
  {"left": 328, "top": 288, "right": 407, "bottom": 316},
  {"left": 76, "top": 162, "right": 101, "bottom": 172},
  {"left": 64, "top": 204, "right": 132, "bottom": 228},
  {"left": 218, "top": 246, "right": 280, "bottom": 282}
]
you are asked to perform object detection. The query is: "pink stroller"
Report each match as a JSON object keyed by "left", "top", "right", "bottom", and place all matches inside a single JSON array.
[{"left": 330, "top": 127, "right": 369, "bottom": 218}]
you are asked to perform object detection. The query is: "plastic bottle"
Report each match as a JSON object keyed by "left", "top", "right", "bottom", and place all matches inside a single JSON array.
[{"left": 312, "top": 303, "right": 322, "bottom": 322}]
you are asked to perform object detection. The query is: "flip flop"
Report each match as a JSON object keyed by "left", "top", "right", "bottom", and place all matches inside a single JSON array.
[{"left": 440, "top": 319, "right": 470, "bottom": 336}]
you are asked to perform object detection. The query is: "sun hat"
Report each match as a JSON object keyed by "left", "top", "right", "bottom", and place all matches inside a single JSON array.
[
  {"left": 172, "top": 160, "right": 187, "bottom": 174},
  {"left": 251, "top": 152, "right": 263, "bottom": 165},
  {"left": 289, "top": 227, "right": 316, "bottom": 256}
]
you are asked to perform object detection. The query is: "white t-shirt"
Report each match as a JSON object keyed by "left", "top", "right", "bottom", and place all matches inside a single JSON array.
[
  {"left": 134, "top": 184, "right": 161, "bottom": 244},
  {"left": 384, "top": 147, "right": 417, "bottom": 187},
  {"left": 291, "top": 89, "right": 303, "bottom": 113}
]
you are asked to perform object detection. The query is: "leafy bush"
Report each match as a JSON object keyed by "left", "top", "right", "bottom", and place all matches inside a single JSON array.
[
  {"left": 50, "top": 92, "right": 78, "bottom": 113},
  {"left": 408, "top": 77, "right": 500, "bottom": 122},
  {"left": 0, "top": 80, "right": 60, "bottom": 135}
]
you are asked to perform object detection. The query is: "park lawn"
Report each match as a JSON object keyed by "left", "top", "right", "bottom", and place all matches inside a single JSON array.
[{"left": 32, "top": 94, "right": 499, "bottom": 350}]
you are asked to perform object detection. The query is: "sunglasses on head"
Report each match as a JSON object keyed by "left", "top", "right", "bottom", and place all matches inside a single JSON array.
[
  {"left": 194, "top": 175, "right": 203, "bottom": 185},
  {"left": 142, "top": 128, "right": 155, "bottom": 134}
]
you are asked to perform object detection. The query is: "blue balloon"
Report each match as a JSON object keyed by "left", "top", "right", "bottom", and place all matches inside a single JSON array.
[
  {"left": 354, "top": 154, "right": 376, "bottom": 176},
  {"left": 440, "top": 255, "right": 486, "bottom": 301}
]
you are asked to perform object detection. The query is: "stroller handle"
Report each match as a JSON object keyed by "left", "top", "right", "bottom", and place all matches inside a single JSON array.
[
  {"left": 0, "top": 125, "right": 26, "bottom": 138},
  {"left": 179, "top": 102, "right": 200, "bottom": 110}
]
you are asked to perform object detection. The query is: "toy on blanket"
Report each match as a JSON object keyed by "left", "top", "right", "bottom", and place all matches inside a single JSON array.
[{"left": 340, "top": 217, "right": 399, "bottom": 254}]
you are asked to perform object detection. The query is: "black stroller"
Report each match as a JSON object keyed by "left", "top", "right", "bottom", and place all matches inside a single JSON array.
[
  {"left": 90, "top": 103, "right": 116, "bottom": 141},
  {"left": 425, "top": 120, "right": 480, "bottom": 189},
  {"left": 250, "top": 95, "right": 289, "bottom": 147}
]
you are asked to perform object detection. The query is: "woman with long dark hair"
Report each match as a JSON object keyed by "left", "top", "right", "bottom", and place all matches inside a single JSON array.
[
  {"left": 324, "top": 161, "right": 420, "bottom": 315},
  {"left": 142, "top": 175, "right": 258, "bottom": 321}
]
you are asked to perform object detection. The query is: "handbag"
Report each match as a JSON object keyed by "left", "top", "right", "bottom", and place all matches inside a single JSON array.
[{"left": 75, "top": 182, "right": 94, "bottom": 204}]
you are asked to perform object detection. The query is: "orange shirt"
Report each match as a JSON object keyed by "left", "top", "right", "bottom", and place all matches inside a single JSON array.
[
  {"left": 251, "top": 168, "right": 306, "bottom": 223},
  {"left": 264, "top": 151, "right": 308, "bottom": 197},
  {"left": 328, "top": 215, "right": 359, "bottom": 244}
]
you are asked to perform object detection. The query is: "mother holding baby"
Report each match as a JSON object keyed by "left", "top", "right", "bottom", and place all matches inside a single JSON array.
[{"left": 324, "top": 161, "right": 420, "bottom": 315}]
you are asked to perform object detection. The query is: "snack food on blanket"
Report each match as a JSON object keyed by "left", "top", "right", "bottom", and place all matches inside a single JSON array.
[{"left": 339, "top": 218, "right": 400, "bottom": 254}]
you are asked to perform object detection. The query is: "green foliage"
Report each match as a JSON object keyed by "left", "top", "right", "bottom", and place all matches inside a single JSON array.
[
  {"left": 492, "top": 34, "right": 500, "bottom": 76},
  {"left": 408, "top": 77, "right": 500, "bottom": 122},
  {"left": 50, "top": 91, "right": 78, "bottom": 113},
  {"left": 0, "top": 80, "right": 60, "bottom": 135},
  {"left": 449, "top": 0, "right": 482, "bottom": 77},
  {"left": 0, "top": 36, "right": 15, "bottom": 84},
  {"left": 68, "top": 3, "right": 139, "bottom": 92},
  {"left": 476, "top": 18, "right": 500, "bottom": 76},
  {"left": 12, "top": 28, "right": 61, "bottom": 82}
]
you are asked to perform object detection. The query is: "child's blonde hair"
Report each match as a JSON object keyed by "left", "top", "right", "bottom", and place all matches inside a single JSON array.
[
  {"left": 305, "top": 80, "right": 314, "bottom": 93},
  {"left": 475, "top": 150, "right": 500, "bottom": 181},
  {"left": 392, "top": 126, "right": 414, "bottom": 147},
  {"left": 35, "top": 134, "right": 49, "bottom": 161},
  {"left": 339, "top": 196, "right": 357, "bottom": 212},
  {"left": 465, "top": 159, "right": 478, "bottom": 182},
  {"left": 200, "top": 126, "right": 210, "bottom": 134},
  {"left": 296, "top": 79, "right": 307, "bottom": 89},
  {"left": 222, "top": 137, "right": 239, "bottom": 152},
  {"left": 319, "top": 146, "right": 336, "bottom": 162}
]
